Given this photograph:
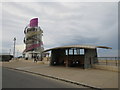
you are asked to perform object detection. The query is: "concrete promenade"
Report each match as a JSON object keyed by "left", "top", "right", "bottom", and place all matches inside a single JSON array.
[{"left": 2, "top": 59, "right": 118, "bottom": 88}]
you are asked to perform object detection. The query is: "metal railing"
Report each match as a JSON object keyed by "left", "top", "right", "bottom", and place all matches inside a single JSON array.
[{"left": 94, "top": 57, "right": 119, "bottom": 66}]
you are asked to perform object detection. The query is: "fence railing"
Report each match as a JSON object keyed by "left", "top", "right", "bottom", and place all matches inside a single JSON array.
[{"left": 94, "top": 57, "right": 119, "bottom": 66}]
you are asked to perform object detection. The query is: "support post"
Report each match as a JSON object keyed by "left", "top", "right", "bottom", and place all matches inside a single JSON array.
[
  {"left": 106, "top": 58, "right": 108, "bottom": 65},
  {"left": 115, "top": 57, "right": 117, "bottom": 66},
  {"left": 66, "top": 49, "right": 69, "bottom": 67},
  {"left": 73, "top": 48, "right": 74, "bottom": 66},
  {"left": 13, "top": 37, "right": 16, "bottom": 58}
]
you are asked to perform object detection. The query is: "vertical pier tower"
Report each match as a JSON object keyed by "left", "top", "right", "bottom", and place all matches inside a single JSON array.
[{"left": 23, "top": 18, "right": 44, "bottom": 59}]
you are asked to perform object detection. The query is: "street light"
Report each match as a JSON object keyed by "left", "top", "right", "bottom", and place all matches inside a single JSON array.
[{"left": 13, "top": 37, "right": 16, "bottom": 58}]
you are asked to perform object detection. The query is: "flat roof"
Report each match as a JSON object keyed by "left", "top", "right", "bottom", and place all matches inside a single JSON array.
[{"left": 43, "top": 45, "right": 112, "bottom": 52}]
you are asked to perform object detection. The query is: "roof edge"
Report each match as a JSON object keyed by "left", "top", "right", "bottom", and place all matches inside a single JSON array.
[{"left": 43, "top": 45, "right": 112, "bottom": 52}]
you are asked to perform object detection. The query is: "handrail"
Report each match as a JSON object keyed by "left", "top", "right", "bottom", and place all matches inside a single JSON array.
[{"left": 26, "top": 31, "right": 42, "bottom": 38}]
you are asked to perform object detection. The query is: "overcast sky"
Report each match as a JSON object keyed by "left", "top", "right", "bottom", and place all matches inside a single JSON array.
[{"left": 1, "top": 1, "right": 118, "bottom": 57}]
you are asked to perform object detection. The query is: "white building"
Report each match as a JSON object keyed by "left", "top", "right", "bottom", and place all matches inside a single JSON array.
[{"left": 23, "top": 18, "right": 44, "bottom": 60}]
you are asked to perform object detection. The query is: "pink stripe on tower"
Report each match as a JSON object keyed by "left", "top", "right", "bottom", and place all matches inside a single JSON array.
[
  {"left": 24, "top": 42, "right": 43, "bottom": 52},
  {"left": 30, "top": 18, "right": 38, "bottom": 27}
]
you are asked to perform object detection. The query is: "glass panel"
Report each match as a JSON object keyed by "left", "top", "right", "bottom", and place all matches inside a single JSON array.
[{"left": 80, "top": 49, "right": 84, "bottom": 55}]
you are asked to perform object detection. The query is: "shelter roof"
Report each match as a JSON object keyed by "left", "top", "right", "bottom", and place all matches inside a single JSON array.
[{"left": 43, "top": 45, "right": 112, "bottom": 52}]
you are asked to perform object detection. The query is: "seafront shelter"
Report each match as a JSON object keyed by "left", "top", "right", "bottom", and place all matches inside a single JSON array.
[{"left": 43, "top": 45, "right": 111, "bottom": 69}]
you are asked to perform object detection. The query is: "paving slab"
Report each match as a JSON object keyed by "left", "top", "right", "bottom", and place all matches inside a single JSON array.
[{"left": 2, "top": 59, "right": 118, "bottom": 88}]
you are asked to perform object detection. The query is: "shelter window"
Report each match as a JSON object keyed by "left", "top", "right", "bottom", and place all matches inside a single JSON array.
[
  {"left": 65, "top": 49, "right": 73, "bottom": 55},
  {"left": 80, "top": 49, "right": 84, "bottom": 55},
  {"left": 65, "top": 50, "right": 68, "bottom": 55},
  {"left": 74, "top": 49, "right": 79, "bottom": 55},
  {"left": 69, "top": 49, "right": 73, "bottom": 55}
]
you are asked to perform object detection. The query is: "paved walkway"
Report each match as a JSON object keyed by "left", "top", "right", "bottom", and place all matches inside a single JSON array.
[{"left": 2, "top": 59, "right": 118, "bottom": 88}]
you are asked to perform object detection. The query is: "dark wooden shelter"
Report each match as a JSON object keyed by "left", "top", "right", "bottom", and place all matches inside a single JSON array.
[{"left": 43, "top": 45, "right": 111, "bottom": 69}]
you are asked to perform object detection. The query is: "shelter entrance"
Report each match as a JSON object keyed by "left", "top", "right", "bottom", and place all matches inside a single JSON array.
[{"left": 50, "top": 48, "right": 86, "bottom": 68}]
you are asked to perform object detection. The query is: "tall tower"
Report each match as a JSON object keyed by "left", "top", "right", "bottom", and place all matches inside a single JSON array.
[{"left": 23, "top": 18, "right": 44, "bottom": 59}]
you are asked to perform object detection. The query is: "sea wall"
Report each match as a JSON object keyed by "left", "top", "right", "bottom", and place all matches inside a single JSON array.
[{"left": 92, "top": 64, "right": 119, "bottom": 72}]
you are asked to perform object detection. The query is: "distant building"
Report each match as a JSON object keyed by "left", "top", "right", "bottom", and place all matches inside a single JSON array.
[
  {"left": 23, "top": 18, "right": 44, "bottom": 59},
  {"left": 43, "top": 45, "right": 112, "bottom": 69},
  {"left": 0, "top": 53, "right": 13, "bottom": 62}
]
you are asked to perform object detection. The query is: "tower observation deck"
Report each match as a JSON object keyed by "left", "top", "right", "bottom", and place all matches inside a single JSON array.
[{"left": 23, "top": 18, "right": 44, "bottom": 59}]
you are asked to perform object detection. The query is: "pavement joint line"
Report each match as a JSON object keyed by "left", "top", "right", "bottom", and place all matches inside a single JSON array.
[{"left": 3, "top": 66, "right": 102, "bottom": 90}]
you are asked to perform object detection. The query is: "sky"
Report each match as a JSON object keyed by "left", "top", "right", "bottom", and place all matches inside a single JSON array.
[{"left": 0, "top": 1, "right": 118, "bottom": 57}]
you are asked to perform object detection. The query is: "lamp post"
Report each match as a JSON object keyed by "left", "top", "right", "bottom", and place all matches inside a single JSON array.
[{"left": 13, "top": 37, "right": 16, "bottom": 58}]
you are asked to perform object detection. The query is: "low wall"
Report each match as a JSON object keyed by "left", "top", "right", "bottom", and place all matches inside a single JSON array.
[
  {"left": 92, "top": 64, "right": 119, "bottom": 72},
  {"left": 98, "top": 60, "right": 118, "bottom": 63}
]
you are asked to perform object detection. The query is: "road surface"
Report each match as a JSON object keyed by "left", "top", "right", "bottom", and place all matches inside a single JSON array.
[{"left": 2, "top": 67, "right": 87, "bottom": 88}]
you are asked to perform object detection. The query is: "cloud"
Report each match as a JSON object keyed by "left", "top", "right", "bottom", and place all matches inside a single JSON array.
[
  {"left": 16, "top": 44, "right": 25, "bottom": 53},
  {"left": 1, "top": 2, "right": 118, "bottom": 57},
  {"left": 1, "top": 0, "right": 119, "bottom": 2}
]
